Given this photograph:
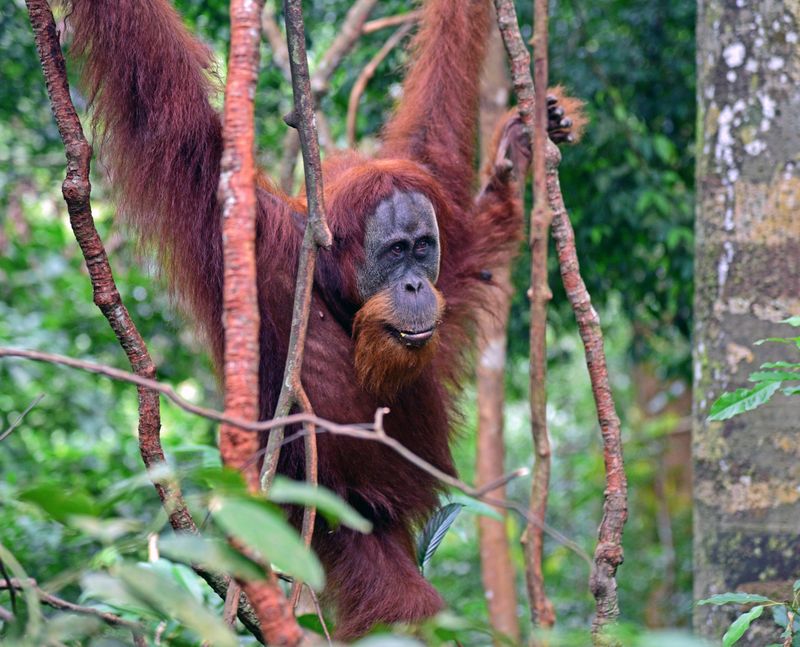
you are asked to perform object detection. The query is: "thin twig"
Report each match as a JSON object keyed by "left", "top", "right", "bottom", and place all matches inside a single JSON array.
[
  {"left": 308, "top": 586, "right": 333, "bottom": 646},
  {"left": 223, "top": 581, "right": 241, "bottom": 627},
  {"left": 361, "top": 10, "right": 420, "bottom": 35},
  {"left": 0, "top": 347, "right": 590, "bottom": 565},
  {"left": 346, "top": 22, "right": 414, "bottom": 147},
  {"left": 0, "top": 578, "right": 141, "bottom": 631},
  {"left": 0, "top": 393, "right": 44, "bottom": 442},
  {"left": 311, "top": 0, "right": 378, "bottom": 97},
  {"left": 526, "top": 0, "right": 557, "bottom": 629},
  {"left": 218, "top": 0, "right": 302, "bottom": 642},
  {"left": 289, "top": 388, "right": 318, "bottom": 607},
  {"left": 270, "top": 0, "right": 376, "bottom": 186},
  {"left": 258, "top": 0, "right": 334, "bottom": 494},
  {"left": 550, "top": 174, "right": 628, "bottom": 638},
  {"left": 494, "top": 0, "right": 627, "bottom": 638}
]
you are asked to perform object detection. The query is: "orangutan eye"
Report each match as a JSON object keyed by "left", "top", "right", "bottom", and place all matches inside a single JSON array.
[
  {"left": 390, "top": 242, "right": 405, "bottom": 257},
  {"left": 414, "top": 239, "right": 428, "bottom": 254}
]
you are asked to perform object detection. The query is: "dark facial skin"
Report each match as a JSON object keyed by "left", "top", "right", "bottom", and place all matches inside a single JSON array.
[{"left": 357, "top": 191, "right": 441, "bottom": 347}]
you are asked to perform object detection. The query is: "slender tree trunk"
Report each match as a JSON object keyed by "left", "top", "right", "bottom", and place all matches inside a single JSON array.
[
  {"left": 475, "top": 17, "right": 521, "bottom": 644},
  {"left": 694, "top": 1, "right": 800, "bottom": 643}
]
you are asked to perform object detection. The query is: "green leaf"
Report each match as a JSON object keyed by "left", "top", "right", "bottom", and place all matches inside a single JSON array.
[
  {"left": 193, "top": 466, "right": 249, "bottom": 494},
  {"left": 158, "top": 533, "right": 265, "bottom": 582},
  {"left": 793, "top": 579, "right": 800, "bottom": 594},
  {"left": 760, "top": 361, "right": 800, "bottom": 370},
  {"left": 722, "top": 605, "right": 763, "bottom": 646},
  {"left": 783, "top": 385, "right": 800, "bottom": 396},
  {"left": 708, "top": 382, "right": 782, "bottom": 421},
  {"left": 297, "top": 612, "right": 327, "bottom": 636},
  {"left": 417, "top": 503, "right": 463, "bottom": 573},
  {"left": 211, "top": 496, "right": 325, "bottom": 589},
  {"left": 19, "top": 484, "right": 97, "bottom": 522},
  {"left": 698, "top": 593, "right": 773, "bottom": 606},
  {"left": 749, "top": 371, "right": 800, "bottom": 383},
  {"left": 116, "top": 563, "right": 237, "bottom": 647},
  {"left": 755, "top": 336, "right": 800, "bottom": 346},
  {"left": 268, "top": 477, "right": 372, "bottom": 533},
  {"left": 781, "top": 316, "right": 800, "bottom": 327}
]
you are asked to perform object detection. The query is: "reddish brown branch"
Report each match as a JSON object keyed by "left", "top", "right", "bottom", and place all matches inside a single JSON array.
[
  {"left": 494, "top": 0, "right": 627, "bottom": 638},
  {"left": 311, "top": 0, "right": 378, "bottom": 97},
  {"left": 272, "top": 0, "right": 377, "bottom": 188},
  {"left": 25, "top": 0, "right": 266, "bottom": 639},
  {"left": 346, "top": 22, "right": 414, "bottom": 147},
  {"left": 492, "top": 0, "right": 556, "bottom": 629},
  {"left": 549, "top": 179, "right": 628, "bottom": 638},
  {"left": 361, "top": 10, "right": 421, "bottom": 35},
  {"left": 475, "top": 19, "right": 520, "bottom": 640},
  {"left": 218, "top": 0, "right": 303, "bottom": 644},
  {"left": 1, "top": 578, "right": 141, "bottom": 631},
  {"left": 525, "top": 0, "right": 557, "bottom": 630}
]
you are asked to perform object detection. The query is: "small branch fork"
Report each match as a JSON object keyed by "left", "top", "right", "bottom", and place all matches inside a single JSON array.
[
  {"left": 258, "top": 0, "right": 335, "bottom": 609},
  {"left": 263, "top": 0, "right": 378, "bottom": 191},
  {"left": 493, "top": 0, "right": 628, "bottom": 640},
  {"left": 217, "top": 0, "right": 304, "bottom": 643},
  {"left": 23, "top": 1, "right": 265, "bottom": 641}
]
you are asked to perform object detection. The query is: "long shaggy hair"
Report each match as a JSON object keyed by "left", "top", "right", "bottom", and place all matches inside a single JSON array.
[{"left": 352, "top": 287, "right": 445, "bottom": 398}]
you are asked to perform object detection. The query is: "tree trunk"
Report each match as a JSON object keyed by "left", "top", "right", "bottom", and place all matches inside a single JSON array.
[
  {"left": 475, "top": 14, "right": 521, "bottom": 644},
  {"left": 694, "top": 1, "right": 800, "bottom": 643}
]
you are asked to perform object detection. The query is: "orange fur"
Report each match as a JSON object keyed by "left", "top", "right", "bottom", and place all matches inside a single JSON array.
[{"left": 353, "top": 288, "right": 445, "bottom": 399}]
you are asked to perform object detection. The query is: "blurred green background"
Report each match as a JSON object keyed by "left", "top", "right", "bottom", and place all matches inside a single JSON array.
[{"left": 1, "top": 0, "right": 695, "bottom": 643}]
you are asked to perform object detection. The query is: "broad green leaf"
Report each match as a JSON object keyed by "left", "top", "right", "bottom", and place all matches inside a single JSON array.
[
  {"left": 783, "top": 385, "right": 800, "bottom": 396},
  {"left": 417, "top": 503, "right": 463, "bottom": 573},
  {"left": 80, "top": 572, "right": 159, "bottom": 619},
  {"left": 194, "top": 466, "right": 249, "bottom": 494},
  {"left": 722, "top": 605, "right": 763, "bottom": 646},
  {"left": 297, "top": 612, "right": 327, "bottom": 636},
  {"left": 158, "top": 533, "right": 265, "bottom": 582},
  {"left": 19, "top": 484, "right": 97, "bottom": 522},
  {"left": 211, "top": 496, "right": 324, "bottom": 589},
  {"left": 698, "top": 593, "right": 773, "bottom": 606},
  {"left": 749, "top": 371, "right": 800, "bottom": 383},
  {"left": 708, "top": 382, "right": 781, "bottom": 421},
  {"left": 117, "top": 563, "right": 237, "bottom": 647},
  {"left": 268, "top": 477, "right": 372, "bottom": 533},
  {"left": 781, "top": 316, "right": 800, "bottom": 327}
]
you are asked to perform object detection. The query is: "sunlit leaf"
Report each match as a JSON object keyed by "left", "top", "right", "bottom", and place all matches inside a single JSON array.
[
  {"left": 722, "top": 605, "right": 763, "bottom": 646},
  {"left": 708, "top": 382, "right": 781, "bottom": 421},
  {"left": 749, "top": 371, "right": 800, "bottom": 383},
  {"left": 116, "top": 563, "right": 237, "bottom": 647},
  {"left": 19, "top": 484, "right": 97, "bottom": 522},
  {"left": 781, "top": 316, "right": 800, "bottom": 327},
  {"left": 211, "top": 496, "right": 324, "bottom": 589},
  {"left": 417, "top": 503, "right": 463, "bottom": 573},
  {"left": 760, "top": 361, "right": 800, "bottom": 370},
  {"left": 158, "top": 533, "right": 265, "bottom": 582},
  {"left": 698, "top": 593, "right": 773, "bottom": 606},
  {"left": 268, "top": 477, "right": 372, "bottom": 533}
]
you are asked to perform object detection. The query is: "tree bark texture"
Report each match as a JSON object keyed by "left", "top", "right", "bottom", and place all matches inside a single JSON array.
[
  {"left": 475, "top": 16, "right": 521, "bottom": 644},
  {"left": 694, "top": 1, "right": 800, "bottom": 643}
]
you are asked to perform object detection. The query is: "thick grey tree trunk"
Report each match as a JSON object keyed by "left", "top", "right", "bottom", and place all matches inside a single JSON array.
[{"left": 694, "top": 0, "right": 800, "bottom": 644}]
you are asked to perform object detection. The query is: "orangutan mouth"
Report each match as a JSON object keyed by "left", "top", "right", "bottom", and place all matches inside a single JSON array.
[{"left": 388, "top": 326, "right": 436, "bottom": 348}]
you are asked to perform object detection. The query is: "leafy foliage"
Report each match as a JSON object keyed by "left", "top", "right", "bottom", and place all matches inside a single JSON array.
[
  {"left": 416, "top": 503, "right": 464, "bottom": 574},
  {"left": 708, "top": 318, "right": 800, "bottom": 421}
]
